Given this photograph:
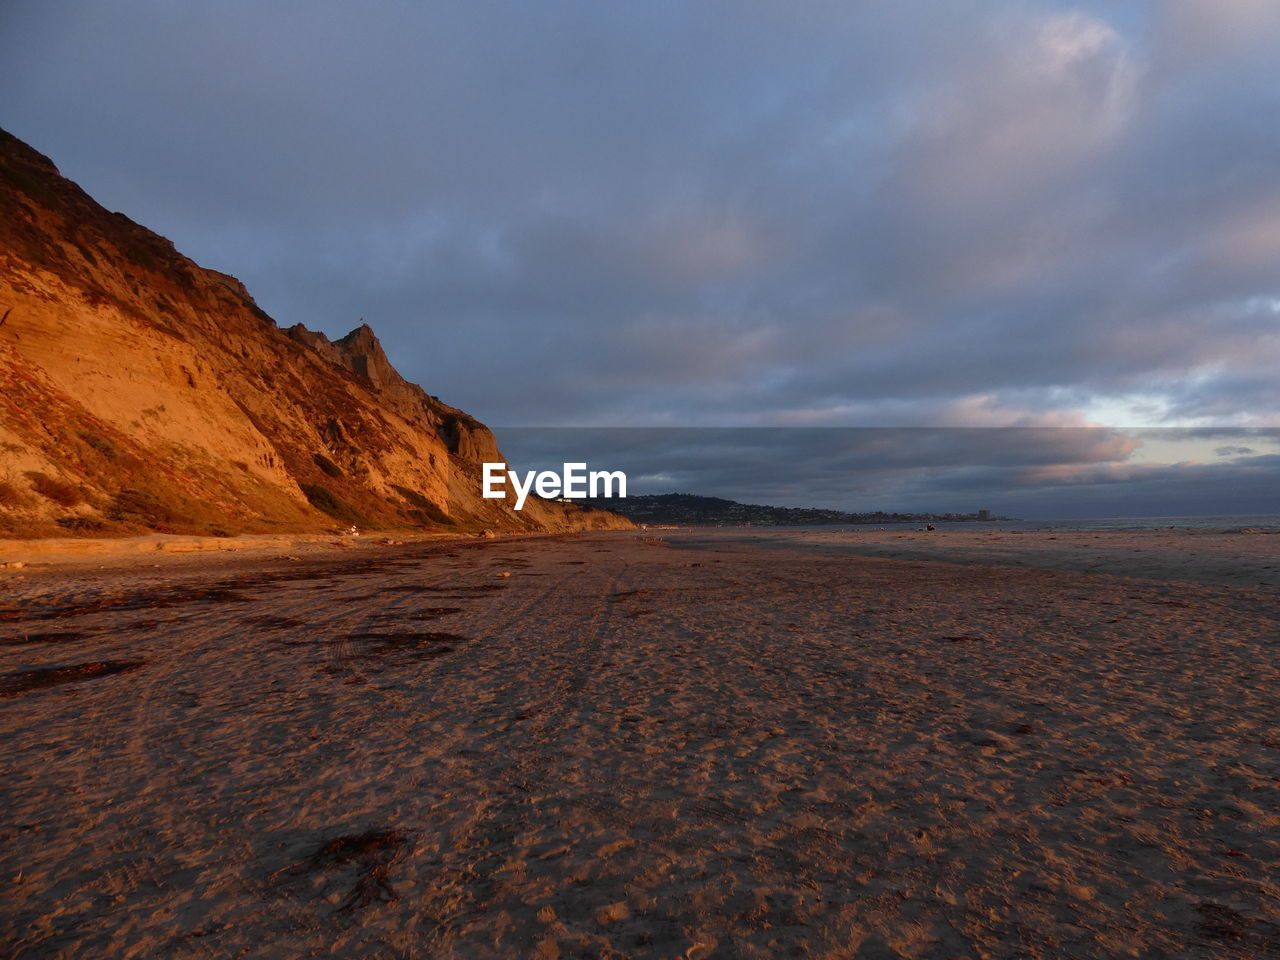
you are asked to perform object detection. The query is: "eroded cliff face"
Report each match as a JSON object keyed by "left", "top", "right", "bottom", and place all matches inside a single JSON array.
[{"left": 0, "top": 129, "right": 629, "bottom": 537}]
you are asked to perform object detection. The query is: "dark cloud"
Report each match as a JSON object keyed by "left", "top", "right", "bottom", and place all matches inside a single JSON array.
[
  {"left": 3, "top": 2, "right": 1278, "bottom": 513},
  {"left": 495, "top": 428, "right": 1279, "bottom": 518}
]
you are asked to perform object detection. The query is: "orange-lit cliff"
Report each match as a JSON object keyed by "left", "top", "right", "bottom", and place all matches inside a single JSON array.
[{"left": 0, "top": 128, "right": 629, "bottom": 537}]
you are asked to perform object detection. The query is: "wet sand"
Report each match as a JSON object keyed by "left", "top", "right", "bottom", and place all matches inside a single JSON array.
[{"left": 1, "top": 530, "right": 1278, "bottom": 958}]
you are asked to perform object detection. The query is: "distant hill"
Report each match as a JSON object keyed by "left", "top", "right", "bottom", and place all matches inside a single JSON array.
[
  {"left": 0, "top": 128, "right": 630, "bottom": 538},
  {"left": 580, "top": 492, "right": 1003, "bottom": 526}
]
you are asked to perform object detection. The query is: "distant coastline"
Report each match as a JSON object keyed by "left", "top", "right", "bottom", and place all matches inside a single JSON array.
[
  {"left": 580, "top": 492, "right": 1007, "bottom": 527},
  {"left": 580, "top": 494, "right": 1280, "bottom": 533}
]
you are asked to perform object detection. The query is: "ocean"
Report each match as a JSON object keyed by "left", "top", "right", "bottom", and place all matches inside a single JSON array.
[{"left": 723, "top": 514, "right": 1280, "bottom": 533}]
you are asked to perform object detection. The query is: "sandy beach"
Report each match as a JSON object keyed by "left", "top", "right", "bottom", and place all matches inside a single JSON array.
[{"left": 1, "top": 529, "right": 1278, "bottom": 959}]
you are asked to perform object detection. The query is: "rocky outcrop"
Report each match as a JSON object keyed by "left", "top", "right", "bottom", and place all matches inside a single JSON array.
[
  {"left": 0, "top": 128, "right": 629, "bottom": 538},
  {"left": 284, "top": 321, "right": 502, "bottom": 463}
]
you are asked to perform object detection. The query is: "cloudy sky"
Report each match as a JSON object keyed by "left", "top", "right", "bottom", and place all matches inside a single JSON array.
[{"left": 3, "top": 1, "right": 1278, "bottom": 515}]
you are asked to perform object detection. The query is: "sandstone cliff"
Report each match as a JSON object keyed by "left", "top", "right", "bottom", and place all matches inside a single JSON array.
[{"left": 0, "top": 128, "right": 629, "bottom": 538}]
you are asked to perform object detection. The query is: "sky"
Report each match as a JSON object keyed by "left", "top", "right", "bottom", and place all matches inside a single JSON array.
[{"left": 3, "top": 1, "right": 1279, "bottom": 515}]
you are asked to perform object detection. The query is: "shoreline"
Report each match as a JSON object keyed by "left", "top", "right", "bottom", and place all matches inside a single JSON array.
[
  {"left": 671, "top": 527, "right": 1280, "bottom": 591},
  {"left": 0, "top": 529, "right": 535, "bottom": 572}
]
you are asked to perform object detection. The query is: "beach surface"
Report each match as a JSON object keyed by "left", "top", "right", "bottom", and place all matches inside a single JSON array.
[{"left": 1, "top": 529, "right": 1278, "bottom": 958}]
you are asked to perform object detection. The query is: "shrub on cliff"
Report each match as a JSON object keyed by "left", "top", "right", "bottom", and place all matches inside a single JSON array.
[
  {"left": 107, "top": 488, "right": 176, "bottom": 525},
  {"left": 0, "top": 480, "right": 26, "bottom": 507},
  {"left": 26, "top": 472, "right": 83, "bottom": 507},
  {"left": 313, "top": 453, "right": 343, "bottom": 477},
  {"left": 390, "top": 484, "right": 452, "bottom": 526},
  {"left": 300, "top": 483, "right": 369, "bottom": 527},
  {"left": 76, "top": 430, "right": 120, "bottom": 460}
]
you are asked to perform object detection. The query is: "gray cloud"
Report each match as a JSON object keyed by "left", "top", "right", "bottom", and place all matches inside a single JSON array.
[
  {"left": 495, "top": 428, "right": 1280, "bottom": 518},
  {"left": 3, "top": 2, "right": 1278, "bottom": 512}
]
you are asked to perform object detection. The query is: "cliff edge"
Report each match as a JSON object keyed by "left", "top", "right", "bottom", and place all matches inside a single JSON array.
[{"left": 0, "top": 128, "right": 629, "bottom": 537}]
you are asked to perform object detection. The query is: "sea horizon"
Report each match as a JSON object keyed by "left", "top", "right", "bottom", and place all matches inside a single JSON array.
[{"left": 648, "top": 513, "right": 1280, "bottom": 533}]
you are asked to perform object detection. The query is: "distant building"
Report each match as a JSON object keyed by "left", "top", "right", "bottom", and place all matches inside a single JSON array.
[{"left": 977, "top": 509, "right": 991, "bottom": 520}]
